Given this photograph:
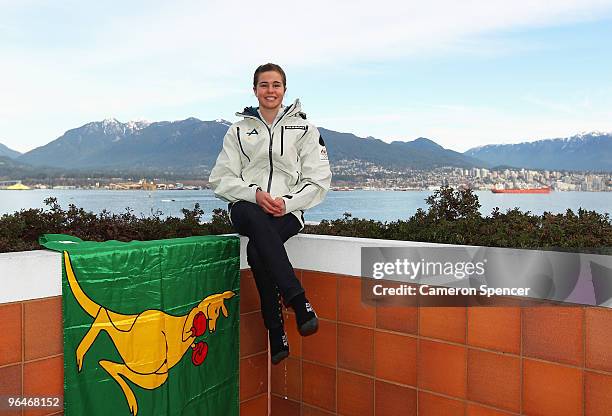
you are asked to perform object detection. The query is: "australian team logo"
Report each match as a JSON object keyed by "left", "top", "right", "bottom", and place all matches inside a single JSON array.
[
  {"left": 319, "top": 135, "right": 328, "bottom": 160},
  {"left": 63, "top": 251, "right": 235, "bottom": 415},
  {"left": 320, "top": 147, "right": 328, "bottom": 161}
]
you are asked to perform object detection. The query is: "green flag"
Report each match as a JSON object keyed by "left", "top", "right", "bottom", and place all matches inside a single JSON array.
[{"left": 40, "top": 234, "right": 240, "bottom": 416}]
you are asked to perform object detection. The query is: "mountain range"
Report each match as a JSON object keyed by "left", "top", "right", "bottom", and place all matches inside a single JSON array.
[
  {"left": 1, "top": 119, "right": 611, "bottom": 176},
  {"left": 17, "top": 118, "right": 229, "bottom": 173},
  {"left": 0, "top": 143, "right": 21, "bottom": 159},
  {"left": 7, "top": 118, "right": 483, "bottom": 175},
  {"left": 0, "top": 156, "right": 61, "bottom": 179},
  {"left": 465, "top": 132, "right": 612, "bottom": 171}
]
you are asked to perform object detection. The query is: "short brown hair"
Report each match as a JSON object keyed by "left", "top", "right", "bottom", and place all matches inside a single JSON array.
[{"left": 253, "top": 63, "right": 286, "bottom": 89}]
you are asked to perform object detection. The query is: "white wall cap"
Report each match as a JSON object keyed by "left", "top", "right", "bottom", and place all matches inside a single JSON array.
[
  {"left": 0, "top": 249, "right": 62, "bottom": 303},
  {"left": 0, "top": 234, "right": 501, "bottom": 303}
]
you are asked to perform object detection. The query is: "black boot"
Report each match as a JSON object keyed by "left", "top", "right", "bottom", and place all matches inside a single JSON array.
[
  {"left": 290, "top": 293, "right": 318, "bottom": 336},
  {"left": 269, "top": 326, "right": 289, "bottom": 365}
]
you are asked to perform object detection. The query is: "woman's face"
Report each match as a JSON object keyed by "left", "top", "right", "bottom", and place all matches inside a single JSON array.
[{"left": 254, "top": 70, "right": 285, "bottom": 111}]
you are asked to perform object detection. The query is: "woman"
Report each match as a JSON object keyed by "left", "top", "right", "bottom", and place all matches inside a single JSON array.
[{"left": 209, "top": 63, "right": 332, "bottom": 364}]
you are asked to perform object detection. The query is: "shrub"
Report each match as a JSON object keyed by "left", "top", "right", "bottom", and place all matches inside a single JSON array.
[
  {"left": 304, "top": 187, "right": 612, "bottom": 253},
  {"left": 0, "top": 197, "right": 233, "bottom": 253},
  {"left": 0, "top": 188, "right": 610, "bottom": 253}
]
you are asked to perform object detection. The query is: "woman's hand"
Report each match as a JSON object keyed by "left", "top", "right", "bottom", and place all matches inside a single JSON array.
[
  {"left": 256, "top": 190, "right": 284, "bottom": 216},
  {"left": 272, "top": 197, "right": 286, "bottom": 217}
]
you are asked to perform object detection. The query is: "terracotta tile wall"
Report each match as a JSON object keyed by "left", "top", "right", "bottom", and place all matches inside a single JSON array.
[
  {"left": 270, "top": 270, "right": 612, "bottom": 416},
  {"left": 0, "top": 298, "right": 63, "bottom": 416},
  {"left": 4, "top": 268, "right": 612, "bottom": 416},
  {"left": 239, "top": 269, "right": 269, "bottom": 415},
  {"left": 0, "top": 269, "right": 267, "bottom": 416}
]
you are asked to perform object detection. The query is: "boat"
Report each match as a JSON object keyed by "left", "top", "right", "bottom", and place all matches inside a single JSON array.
[{"left": 491, "top": 187, "right": 551, "bottom": 194}]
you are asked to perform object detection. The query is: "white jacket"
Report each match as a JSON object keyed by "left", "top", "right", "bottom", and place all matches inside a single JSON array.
[{"left": 209, "top": 99, "right": 332, "bottom": 226}]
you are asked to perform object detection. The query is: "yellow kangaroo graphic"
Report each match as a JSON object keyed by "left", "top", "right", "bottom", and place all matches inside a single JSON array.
[{"left": 63, "top": 251, "right": 235, "bottom": 415}]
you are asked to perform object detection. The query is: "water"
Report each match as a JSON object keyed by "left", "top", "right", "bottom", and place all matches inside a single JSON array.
[{"left": 0, "top": 189, "right": 610, "bottom": 222}]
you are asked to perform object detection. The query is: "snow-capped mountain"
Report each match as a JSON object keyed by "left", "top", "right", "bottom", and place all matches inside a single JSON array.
[
  {"left": 16, "top": 118, "right": 483, "bottom": 173},
  {"left": 464, "top": 132, "right": 612, "bottom": 171},
  {"left": 18, "top": 118, "right": 228, "bottom": 171},
  {"left": 80, "top": 118, "right": 151, "bottom": 141}
]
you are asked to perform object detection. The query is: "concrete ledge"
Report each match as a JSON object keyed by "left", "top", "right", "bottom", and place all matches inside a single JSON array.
[
  {"left": 0, "top": 249, "right": 62, "bottom": 303},
  {"left": 0, "top": 234, "right": 446, "bottom": 304},
  {"left": 1, "top": 234, "right": 609, "bottom": 308},
  {"left": 285, "top": 233, "right": 445, "bottom": 276}
]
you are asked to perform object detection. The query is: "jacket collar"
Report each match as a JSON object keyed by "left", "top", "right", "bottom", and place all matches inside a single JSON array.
[{"left": 236, "top": 99, "right": 304, "bottom": 125}]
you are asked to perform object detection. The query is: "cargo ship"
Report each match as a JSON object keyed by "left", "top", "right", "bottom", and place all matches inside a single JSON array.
[{"left": 491, "top": 187, "right": 551, "bottom": 194}]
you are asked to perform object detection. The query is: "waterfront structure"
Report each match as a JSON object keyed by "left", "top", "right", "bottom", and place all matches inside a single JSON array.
[
  {"left": 491, "top": 187, "right": 551, "bottom": 194},
  {"left": 4, "top": 181, "right": 31, "bottom": 190}
]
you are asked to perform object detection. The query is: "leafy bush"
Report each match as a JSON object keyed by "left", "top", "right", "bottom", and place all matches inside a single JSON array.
[
  {"left": 303, "top": 187, "right": 612, "bottom": 253},
  {"left": 0, "top": 188, "right": 610, "bottom": 253},
  {"left": 0, "top": 198, "right": 233, "bottom": 253}
]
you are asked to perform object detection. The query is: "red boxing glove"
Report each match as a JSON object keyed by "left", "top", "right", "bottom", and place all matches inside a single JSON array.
[
  {"left": 191, "top": 311, "right": 207, "bottom": 337},
  {"left": 191, "top": 341, "right": 208, "bottom": 366}
]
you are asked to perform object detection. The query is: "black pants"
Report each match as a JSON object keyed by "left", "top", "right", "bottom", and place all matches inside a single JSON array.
[{"left": 230, "top": 201, "right": 304, "bottom": 329}]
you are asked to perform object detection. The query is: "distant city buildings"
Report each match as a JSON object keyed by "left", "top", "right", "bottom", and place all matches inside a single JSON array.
[
  {"left": 17, "top": 179, "right": 204, "bottom": 191},
  {"left": 330, "top": 160, "right": 612, "bottom": 191},
  {"left": 5, "top": 163, "right": 611, "bottom": 192}
]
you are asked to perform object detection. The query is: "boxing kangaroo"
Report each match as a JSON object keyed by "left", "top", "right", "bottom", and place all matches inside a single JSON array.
[{"left": 63, "top": 251, "right": 235, "bottom": 415}]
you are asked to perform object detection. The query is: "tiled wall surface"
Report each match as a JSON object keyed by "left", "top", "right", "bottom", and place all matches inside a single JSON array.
[
  {"left": 3, "top": 268, "right": 612, "bottom": 416},
  {"left": 239, "top": 269, "right": 269, "bottom": 415},
  {"left": 0, "top": 297, "right": 63, "bottom": 416},
  {"left": 0, "top": 269, "right": 268, "bottom": 416},
  {"left": 270, "top": 270, "right": 612, "bottom": 416}
]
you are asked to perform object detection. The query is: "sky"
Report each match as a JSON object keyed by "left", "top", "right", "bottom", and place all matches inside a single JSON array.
[{"left": 1, "top": 0, "right": 612, "bottom": 153}]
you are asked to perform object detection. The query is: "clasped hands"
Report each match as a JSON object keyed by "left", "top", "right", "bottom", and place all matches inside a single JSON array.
[{"left": 256, "top": 189, "right": 286, "bottom": 217}]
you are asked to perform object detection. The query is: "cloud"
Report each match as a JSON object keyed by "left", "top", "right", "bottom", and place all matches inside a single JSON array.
[
  {"left": 1, "top": 0, "right": 612, "bottom": 151},
  {"left": 317, "top": 101, "right": 612, "bottom": 151},
  {"left": 55, "top": 0, "right": 612, "bottom": 71}
]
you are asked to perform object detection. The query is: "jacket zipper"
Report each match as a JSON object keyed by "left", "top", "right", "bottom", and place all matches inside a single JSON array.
[
  {"left": 267, "top": 105, "right": 293, "bottom": 191},
  {"left": 240, "top": 104, "right": 294, "bottom": 193},
  {"left": 280, "top": 126, "right": 284, "bottom": 156},
  {"left": 267, "top": 129, "right": 274, "bottom": 192}
]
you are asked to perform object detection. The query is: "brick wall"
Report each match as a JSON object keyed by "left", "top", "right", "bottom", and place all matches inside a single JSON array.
[
  {"left": 271, "top": 270, "right": 612, "bottom": 416},
  {"left": 0, "top": 270, "right": 268, "bottom": 416}
]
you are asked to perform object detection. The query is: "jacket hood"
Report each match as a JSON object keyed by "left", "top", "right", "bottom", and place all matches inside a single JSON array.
[{"left": 236, "top": 98, "right": 306, "bottom": 120}]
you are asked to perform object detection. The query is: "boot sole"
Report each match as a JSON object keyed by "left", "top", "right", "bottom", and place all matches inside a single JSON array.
[
  {"left": 271, "top": 349, "right": 289, "bottom": 365},
  {"left": 298, "top": 316, "right": 319, "bottom": 336}
]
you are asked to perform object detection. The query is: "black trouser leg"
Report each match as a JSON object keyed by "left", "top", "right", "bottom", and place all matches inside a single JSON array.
[
  {"left": 231, "top": 201, "right": 303, "bottom": 329},
  {"left": 247, "top": 233, "right": 294, "bottom": 328}
]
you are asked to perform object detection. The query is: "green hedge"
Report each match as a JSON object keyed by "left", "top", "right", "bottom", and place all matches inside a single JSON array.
[
  {"left": 305, "top": 187, "right": 612, "bottom": 253},
  {"left": 0, "top": 198, "right": 232, "bottom": 253},
  {"left": 0, "top": 188, "right": 610, "bottom": 253}
]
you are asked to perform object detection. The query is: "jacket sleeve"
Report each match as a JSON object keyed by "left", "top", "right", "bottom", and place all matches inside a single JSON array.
[
  {"left": 282, "top": 126, "right": 332, "bottom": 213},
  {"left": 208, "top": 126, "right": 259, "bottom": 204}
]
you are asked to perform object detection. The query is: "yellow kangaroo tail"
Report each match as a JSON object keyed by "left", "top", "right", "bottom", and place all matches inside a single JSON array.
[{"left": 64, "top": 251, "right": 101, "bottom": 318}]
